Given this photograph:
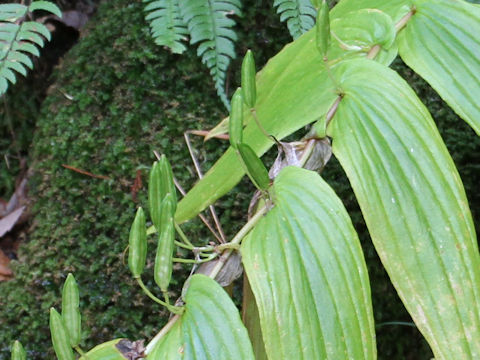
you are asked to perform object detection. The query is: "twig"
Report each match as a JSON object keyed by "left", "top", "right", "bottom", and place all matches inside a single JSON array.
[
  {"left": 61, "top": 164, "right": 110, "bottom": 180},
  {"left": 184, "top": 132, "right": 227, "bottom": 243},
  {"left": 189, "top": 129, "right": 230, "bottom": 141}
]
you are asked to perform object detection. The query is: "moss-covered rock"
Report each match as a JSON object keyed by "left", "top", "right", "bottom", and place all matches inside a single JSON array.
[
  {"left": 0, "top": 0, "right": 288, "bottom": 358},
  {"left": 0, "top": 0, "right": 478, "bottom": 359}
]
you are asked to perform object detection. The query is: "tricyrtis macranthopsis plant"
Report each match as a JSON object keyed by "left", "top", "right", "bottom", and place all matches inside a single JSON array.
[{"left": 12, "top": 0, "right": 480, "bottom": 359}]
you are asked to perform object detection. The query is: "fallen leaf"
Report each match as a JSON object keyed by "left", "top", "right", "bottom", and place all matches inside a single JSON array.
[{"left": 0, "top": 206, "right": 25, "bottom": 238}]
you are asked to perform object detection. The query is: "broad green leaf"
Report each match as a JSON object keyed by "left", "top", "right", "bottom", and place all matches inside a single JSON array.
[
  {"left": 175, "top": 29, "right": 337, "bottom": 223},
  {"left": 331, "top": 0, "right": 411, "bottom": 23},
  {"left": 242, "top": 166, "right": 376, "bottom": 360},
  {"left": 329, "top": 9, "right": 397, "bottom": 64},
  {"left": 328, "top": 59, "right": 480, "bottom": 359},
  {"left": 147, "top": 319, "right": 183, "bottom": 359},
  {"left": 397, "top": 0, "right": 480, "bottom": 135},
  {"left": 147, "top": 274, "right": 254, "bottom": 359},
  {"left": 79, "top": 339, "right": 127, "bottom": 360},
  {"left": 175, "top": 4, "right": 402, "bottom": 223},
  {"left": 242, "top": 278, "right": 268, "bottom": 360},
  {"left": 29, "top": 1, "right": 62, "bottom": 18}
]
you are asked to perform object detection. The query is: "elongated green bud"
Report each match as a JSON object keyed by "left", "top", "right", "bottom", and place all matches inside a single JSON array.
[
  {"left": 310, "top": 0, "right": 320, "bottom": 7},
  {"left": 61, "top": 274, "right": 81, "bottom": 347},
  {"left": 241, "top": 50, "right": 256, "bottom": 108},
  {"left": 229, "top": 88, "right": 244, "bottom": 149},
  {"left": 50, "top": 308, "right": 75, "bottom": 360},
  {"left": 159, "top": 155, "right": 177, "bottom": 208},
  {"left": 154, "top": 194, "right": 176, "bottom": 292},
  {"left": 316, "top": 0, "right": 330, "bottom": 58},
  {"left": 237, "top": 143, "right": 270, "bottom": 191},
  {"left": 148, "top": 161, "right": 162, "bottom": 229},
  {"left": 128, "top": 207, "right": 147, "bottom": 278},
  {"left": 11, "top": 340, "right": 26, "bottom": 360}
]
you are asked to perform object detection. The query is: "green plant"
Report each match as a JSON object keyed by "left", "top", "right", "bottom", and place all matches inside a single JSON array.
[
  {"left": 7, "top": 0, "right": 480, "bottom": 358},
  {"left": 0, "top": 1, "right": 61, "bottom": 96},
  {"left": 142, "top": 0, "right": 318, "bottom": 108}
]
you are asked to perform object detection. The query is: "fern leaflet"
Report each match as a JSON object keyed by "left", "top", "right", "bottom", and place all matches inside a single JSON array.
[
  {"left": 0, "top": 1, "right": 61, "bottom": 96},
  {"left": 143, "top": 0, "right": 188, "bottom": 54},
  {"left": 180, "top": 0, "right": 242, "bottom": 110},
  {"left": 274, "top": 0, "right": 316, "bottom": 39}
]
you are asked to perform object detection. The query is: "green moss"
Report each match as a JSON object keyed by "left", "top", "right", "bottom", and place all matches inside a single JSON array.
[
  {"left": 0, "top": 0, "right": 478, "bottom": 359},
  {"left": 0, "top": 0, "right": 289, "bottom": 358}
]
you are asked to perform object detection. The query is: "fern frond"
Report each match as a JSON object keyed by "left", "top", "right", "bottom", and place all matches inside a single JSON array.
[
  {"left": 181, "top": 0, "right": 242, "bottom": 110},
  {"left": 274, "top": 0, "right": 316, "bottom": 39},
  {"left": 143, "top": 0, "right": 188, "bottom": 54},
  {"left": 0, "top": 1, "right": 61, "bottom": 96}
]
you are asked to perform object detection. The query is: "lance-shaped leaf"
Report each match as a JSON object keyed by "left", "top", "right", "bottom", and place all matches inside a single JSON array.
[
  {"left": 328, "top": 59, "right": 480, "bottom": 359},
  {"left": 242, "top": 166, "right": 376, "bottom": 360},
  {"left": 242, "top": 278, "right": 268, "bottom": 360},
  {"left": 397, "top": 0, "right": 480, "bottom": 135},
  {"left": 175, "top": 30, "right": 337, "bottom": 223},
  {"left": 147, "top": 274, "right": 254, "bottom": 359},
  {"left": 79, "top": 339, "right": 129, "bottom": 360},
  {"left": 175, "top": 4, "right": 401, "bottom": 223}
]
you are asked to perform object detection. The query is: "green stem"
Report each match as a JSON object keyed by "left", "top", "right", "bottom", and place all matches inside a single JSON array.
[
  {"left": 209, "top": 204, "right": 269, "bottom": 280},
  {"left": 74, "top": 345, "right": 88, "bottom": 359},
  {"left": 174, "top": 240, "right": 194, "bottom": 250},
  {"left": 250, "top": 108, "right": 272, "bottom": 141},
  {"left": 145, "top": 314, "right": 181, "bottom": 354},
  {"left": 173, "top": 253, "right": 218, "bottom": 264},
  {"left": 136, "top": 277, "right": 183, "bottom": 315},
  {"left": 145, "top": 204, "right": 269, "bottom": 355},
  {"left": 175, "top": 222, "right": 194, "bottom": 248}
]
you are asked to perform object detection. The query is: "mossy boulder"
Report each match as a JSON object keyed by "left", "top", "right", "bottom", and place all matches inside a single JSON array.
[{"left": 0, "top": 0, "right": 478, "bottom": 359}]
